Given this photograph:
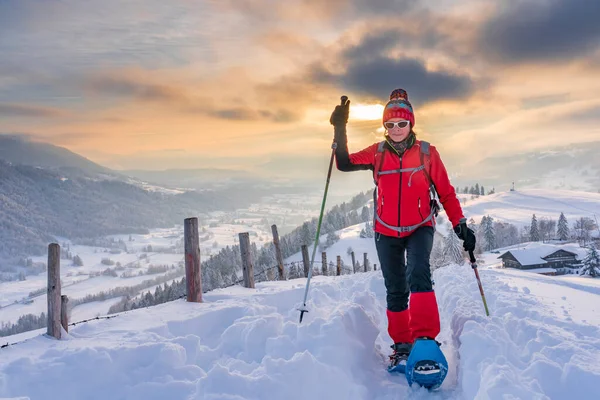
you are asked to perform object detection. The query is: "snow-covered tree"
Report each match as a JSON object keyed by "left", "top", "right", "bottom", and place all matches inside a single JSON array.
[
  {"left": 581, "top": 245, "right": 600, "bottom": 277},
  {"left": 430, "top": 234, "right": 445, "bottom": 271},
  {"left": 483, "top": 215, "right": 496, "bottom": 251},
  {"left": 530, "top": 214, "right": 540, "bottom": 242},
  {"left": 494, "top": 222, "right": 520, "bottom": 249},
  {"left": 361, "top": 206, "right": 370, "bottom": 223},
  {"left": 72, "top": 255, "right": 83, "bottom": 267},
  {"left": 288, "top": 262, "right": 299, "bottom": 279},
  {"left": 360, "top": 222, "right": 374, "bottom": 238},
  {"left": 538, "top": 217, "right": 556, "bottom": 242},
  {"left": 574, "top": 217, "right": 597, "bottom": 246},
  {"left": 325, "top": 231, "right": 340, "bottom": 248},
  {"left": 557, "top": 212, "right": 569, "bottom": 241},
  {"left": 443, "top": 226, "right": 464, "bottom": 265}
]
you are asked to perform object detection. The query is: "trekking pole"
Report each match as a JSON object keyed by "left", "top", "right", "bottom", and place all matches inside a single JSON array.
[
  {"left": 298, "top": 95, "right": 348, "bottom": 323},
  {"left": 468, "top": 250, "right": 490, "bottom": 316}
]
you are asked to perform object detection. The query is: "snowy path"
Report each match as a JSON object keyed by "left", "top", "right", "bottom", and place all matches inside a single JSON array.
[{"left": 1, "top": 265, "right": 599, "bottom": 400}]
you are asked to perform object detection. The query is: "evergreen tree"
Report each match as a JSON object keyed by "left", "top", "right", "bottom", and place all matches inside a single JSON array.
[
  {"left": 360, "top": 222, "right": 375, "bottom": 238},
  {"left": 557, "top": 212, "right": 570, "bottom": 241},
  {"left": 325, "top": 231, "right": 340, "bottom": 248},
  {"left": 474, "top": 183, "right": 480, "bottom": 195},
  {"left": 484, "top": 215, "right": 496, "bottom": 251},
  {"left": 300, "top": 222, "right": 311, "bottom": 246},
  {"left": 72, "top": 255, "right": 83, "bottom": 266},
  {"left": 581, "top": 244, "right": 600, "bottom": 277},
  {"left": 361, "top": 206, "right": 370, "bottom": 223},
  {"left": 530, "top": 214, "right": 540, "bottom": 241},
  {"left": 443, "top": 226, "right": 464, "bottom": 265}
]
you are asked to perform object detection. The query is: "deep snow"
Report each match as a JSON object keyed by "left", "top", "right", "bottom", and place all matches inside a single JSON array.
[{"left": 1, "top": 258, "right": 599, "bottom": 399}]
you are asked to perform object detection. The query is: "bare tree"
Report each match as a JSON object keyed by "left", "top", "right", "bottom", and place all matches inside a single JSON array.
[
  {"left": 538, "top": 217, "right": 556, "bottom": 242},
  {"left": 574, "top": 217, "right": 597, "bottom": 246}
]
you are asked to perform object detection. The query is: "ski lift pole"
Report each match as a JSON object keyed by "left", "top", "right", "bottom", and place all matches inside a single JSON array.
[
  {"left": 298, "top": 96, "right": 347, "bottom": 323},
  {"left": 468, "top": 250, "right": 490, "bottom": 316}
]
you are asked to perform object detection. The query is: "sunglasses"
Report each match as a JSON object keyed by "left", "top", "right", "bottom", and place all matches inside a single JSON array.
[{"left": 384, "top": 121, "right": 410, "bottom": 129}]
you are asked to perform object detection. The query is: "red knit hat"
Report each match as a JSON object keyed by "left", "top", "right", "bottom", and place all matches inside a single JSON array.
[{"left": 382, "top": 88, "right": 415, "bottom": 127}]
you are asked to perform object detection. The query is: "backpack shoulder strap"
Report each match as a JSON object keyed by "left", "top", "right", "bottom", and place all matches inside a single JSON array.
[
  {"left": 419, "top": 141, "right": 436, "bottom": 193},
  {"left": 373, "top": 141, "right": 386, "bottom": 185},
  {"left": 420, "top": 140, "right": 430, "bottom": 156}
]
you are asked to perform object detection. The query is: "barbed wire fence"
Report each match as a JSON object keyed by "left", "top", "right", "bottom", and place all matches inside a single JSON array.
[{"left": 2, "top": 222, "right": 376, "bottom": 350}]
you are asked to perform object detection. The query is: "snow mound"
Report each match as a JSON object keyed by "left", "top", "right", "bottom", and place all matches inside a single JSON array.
[{"left": 437, "top": 264, "right": 600, "bottom": 399}]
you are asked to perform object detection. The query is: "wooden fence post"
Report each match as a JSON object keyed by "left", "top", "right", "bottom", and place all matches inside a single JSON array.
[
  {"left": 301, "top": 245, "right": 310, "bottom": 278},
  {"left": 184, "top": 217, "right": 202, "bottom": 302},
  {"left": 321, "top": 252, "right": 328, "bottom": 276},
  {"left": 364, "top": 253, "right": 369, "bottom": 272},
  {"left": 336, "top": 256, "right": 341, "bottom": 276},
  {"left": 351, "top": 251, "right": 356, "bottom": 273},
  {"left": 271, "top": 225, "right": 286, "bottom": 280},
  {"left": 47, "top": 243, "right": 61, "bottom": 339},
  {"left": 374, "top": 263, "right": 377, "bottom": 271},
  {"left": 61, "top": 295, "right": 69, "bottom": 333},
  {"left": 239, "top": 232, "right": 255, "bottom": 288}
]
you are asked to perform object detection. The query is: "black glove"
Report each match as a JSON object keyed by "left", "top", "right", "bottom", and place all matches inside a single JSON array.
[
  {"left": 454, "top": 221, "right": 476, "bottom": 252},
  {"left": 329, "top": 98, "right": 350, "bottom": 128}
]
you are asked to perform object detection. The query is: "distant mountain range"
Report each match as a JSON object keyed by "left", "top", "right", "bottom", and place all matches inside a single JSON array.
[
  {"left": 0, "top": 135, "right": 113, "bottom": 177},
  {"left": 0, "top": 135, "right": 265, "bottom": 262}
]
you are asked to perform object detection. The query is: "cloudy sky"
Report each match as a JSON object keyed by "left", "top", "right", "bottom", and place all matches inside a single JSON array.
[{"left": 1, "top": 0, "right": 600, "bottom": 181}]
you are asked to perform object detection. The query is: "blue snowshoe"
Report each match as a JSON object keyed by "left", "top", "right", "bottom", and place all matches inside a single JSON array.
[
  {"left": 387, "top": 342, "right": 412, "bottom": 374},
  {"left": 405, "top": 338, "right": 448, "bottom": 390}
]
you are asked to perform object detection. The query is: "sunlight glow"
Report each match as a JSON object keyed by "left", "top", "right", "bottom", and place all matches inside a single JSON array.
[{"left": 350, "top": 104, "right": 384, "bottom": 121}]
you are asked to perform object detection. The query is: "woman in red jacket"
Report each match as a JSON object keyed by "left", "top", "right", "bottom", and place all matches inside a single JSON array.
[{"left": 330, "top": 88, "right": 476, "bottom": 371}]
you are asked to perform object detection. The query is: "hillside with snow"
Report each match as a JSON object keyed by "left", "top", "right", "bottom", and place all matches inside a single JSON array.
[
  {"left": 1, "top": 217, "right": 600, "bottom": 399},
  {"left": 457, "top": 189, "right": 600, "bottom": 229},
  {"left": 454, "top": 140, "right": 600, "bottom": 193}
]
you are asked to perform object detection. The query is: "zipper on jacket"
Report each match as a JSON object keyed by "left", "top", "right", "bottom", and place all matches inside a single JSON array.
[{"left": 398, "top": 155, "right": 403, "bottom": 235}]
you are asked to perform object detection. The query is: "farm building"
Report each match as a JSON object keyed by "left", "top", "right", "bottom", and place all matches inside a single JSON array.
[{"left": 497, "top": 245, "right": 581, "bottom": 276}]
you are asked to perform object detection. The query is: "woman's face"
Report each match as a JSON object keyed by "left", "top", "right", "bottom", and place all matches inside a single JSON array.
[{"left": 384, "top": 117, "right": 411, "bottom": 142}]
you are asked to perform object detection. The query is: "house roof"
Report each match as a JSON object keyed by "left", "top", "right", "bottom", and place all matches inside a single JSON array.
[
  {"left": 498, "top": 244, "right": 579, "bottom": 266},
  {"left": 504, "top": 249, "right": 549, "bottom": 266}
]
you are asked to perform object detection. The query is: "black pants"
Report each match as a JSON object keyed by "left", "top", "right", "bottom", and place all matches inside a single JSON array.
[{"left": 375, "top": 226, "right": 434, "bottom": 312}]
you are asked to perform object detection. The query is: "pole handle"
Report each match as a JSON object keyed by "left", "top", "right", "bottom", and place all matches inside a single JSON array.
[{"left": 468, "top": 250, "right": 477, "bottom": 268}]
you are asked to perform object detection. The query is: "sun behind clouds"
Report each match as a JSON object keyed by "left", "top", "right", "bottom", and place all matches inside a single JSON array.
[{"left": 350, "top": 103, "right": 385, "bottom": 121}]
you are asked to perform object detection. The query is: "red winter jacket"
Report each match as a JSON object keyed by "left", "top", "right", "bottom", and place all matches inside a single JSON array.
[{"left": 335, "top": 137, "right": 465, "bottom": 238}]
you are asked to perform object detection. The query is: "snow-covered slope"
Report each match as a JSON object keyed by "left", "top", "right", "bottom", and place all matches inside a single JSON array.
[
  {"left": 1, "top": 255, "right": 599, "bottom": 399},
  {"left": 456, "top": 189, "right": 600, "bottom": 228}
]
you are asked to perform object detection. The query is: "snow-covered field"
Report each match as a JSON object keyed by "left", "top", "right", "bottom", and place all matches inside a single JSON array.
[
  {"left": 1, "top": 251, "right": 599, "bottom": 399},
  {"left": 458, "top": 189, "right": 600, "bottom": 229},
  {"left": 1, "top": 220, "right": 274, "bottom": 327}
]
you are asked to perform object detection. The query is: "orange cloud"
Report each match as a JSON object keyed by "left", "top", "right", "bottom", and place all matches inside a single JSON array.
[{"left": 0, "top": 103, "right": 69, "bottom": 118}]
